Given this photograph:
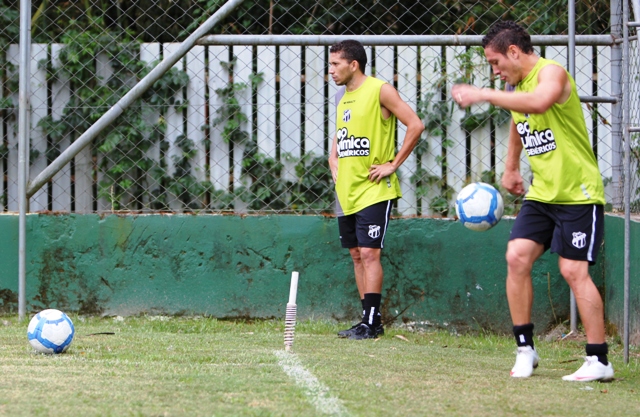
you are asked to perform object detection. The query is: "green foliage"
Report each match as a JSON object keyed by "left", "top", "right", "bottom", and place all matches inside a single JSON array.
[
  {"left": 0, "top": 4, "right": 19, "bottom": 43},
  {"left": 36, "top": 19, "right": 195, "bottom": 212},
  {"left": 178, "top": 0, "right": 609, "bottom": 37},
  {"left": 144, "top": 66, "right": 191, "bottom": 114},
  {"left": 410, "top": 167, "right": 451, "bottom": 216},
  {"left": 34, "top": 22, "right": 333, "bottom": 214},
  {"left": 207, "top": 56, "right": 333, "bottom": 213},
  {"left": 238, "top": 149, "right": 288, "bottom": 211},
  {"left": 0, "top": 95, "right": 13, "bottom": 109},
  {"left": 418, "top": 93, "right": 454, "bottom": 149},
  {"left": 3, "top": 0, "right": 612, "bottom": 48},
  {"left": 211, "top": 56, "right": 255, "bottom": 145},
  {"left": 178, "top": 0, "right": 226, "bottom": 38},
  {"left": 292, "top": 153, "right": 334, "bottom": 211},
  {"left": 235, "top": 140, "right": 333, "bottom": 213},
  {"left": 0, "top": 3, "right": 18, "bottom": 82}
]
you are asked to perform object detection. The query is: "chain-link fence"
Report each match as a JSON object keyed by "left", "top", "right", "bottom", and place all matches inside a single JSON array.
[
  {"left": 0, "top": 0, "right": 635, "bottom": 216},
  {"left": 628, "top": 35, "right": 640, "bottom": 212}
]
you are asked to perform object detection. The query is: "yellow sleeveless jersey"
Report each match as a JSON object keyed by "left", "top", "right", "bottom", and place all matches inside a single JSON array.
[
  {"left": 511, "top": 57, "right": 605, "bottom": 205},
  {"left": 335, "top": 77, "right": 401, "bottom": 215}
]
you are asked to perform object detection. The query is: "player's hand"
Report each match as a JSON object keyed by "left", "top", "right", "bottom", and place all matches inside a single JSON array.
[
  {"left": 329, "top": 156, "right": 339, "bottom": 183},
  {"left": 501, "top": 169, "right": 525, "bottom": 195},
  {"left": 368, "top": 162, "right": 396, "bottom": 183},
  {"left": 451, "top": 84, "right": 483, "bottom": 108}
]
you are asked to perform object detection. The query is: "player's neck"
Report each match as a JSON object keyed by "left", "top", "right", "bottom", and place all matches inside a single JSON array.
[
  {"left": 345, "top": 73, "right": 368, "bottom": 92},
  {"left": 519, "top": 54, "right": 541, "bottom": 82}
]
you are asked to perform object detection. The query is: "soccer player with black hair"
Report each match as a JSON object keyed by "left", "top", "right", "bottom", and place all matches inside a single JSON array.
[
  {"left": 452, "top": 21, "right": 613, "bottom": 381},
  {"left": 328, "top": 40, "right": 424, "bottom": 339}
]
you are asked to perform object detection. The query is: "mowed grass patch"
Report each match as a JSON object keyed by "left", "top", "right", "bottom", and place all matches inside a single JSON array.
[
  {"left": 0, "top": 315, "right": 638, "bottom": 417},
  {"left": 296, "top": 326, "right": 640, "bottom": 416},
  {"left": 1, "top": 316, "right": 308, "bottom": 417}
]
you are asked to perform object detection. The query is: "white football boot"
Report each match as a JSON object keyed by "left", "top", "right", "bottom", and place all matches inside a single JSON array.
[
  {"left": 562, "top": 356, "right": 614, "bottom": 382},
  {"left": 510, "top": 346, "right": 539, "bottom": 378}
]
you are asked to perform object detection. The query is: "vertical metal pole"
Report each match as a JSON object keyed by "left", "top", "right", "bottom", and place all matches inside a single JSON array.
[
  {"left": 630, "top": 0, "right": 640, "bottom": 364},
  {"left": 17, "top": 0, "right": 32, "bottom": 321},
  {"left": 568, "top": 0, "right": 578, "bottom": 334},
  {"left": 611, "top": 0, "right": 624, "bottom": 210},
  {"left": 622, "top": 0, "right": 631, "bottom": 365}
]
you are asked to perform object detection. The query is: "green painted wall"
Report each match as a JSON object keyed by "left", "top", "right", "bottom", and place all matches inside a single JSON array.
[
  {"left": 0, "top": 213, "right": 613, "bottom": 334},
  {"left": 604, "top": 215, "right": 640, "bottom": 343}
]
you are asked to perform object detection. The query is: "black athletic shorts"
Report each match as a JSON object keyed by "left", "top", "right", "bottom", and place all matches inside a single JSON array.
[
  {"left": 338, "top": 200, "right": 393, "bottom": 249},
  {"left": 509, "top": 200, "right": 604, "bottom": 265}
]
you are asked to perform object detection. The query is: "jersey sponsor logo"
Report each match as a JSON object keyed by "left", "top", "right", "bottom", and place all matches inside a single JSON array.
[
  {"left": 572, "top": 231, "right": 587, "bottom": 249},
  {"left": 516, "top": 121, "right": 557, "bottom": 156},
  {"left": 343, "top": 109, "right": 351, "bottom": 123},
  {"left": 368, "top": 224, "right": 381, "bottom": 239},
  {"left": 336, "top": 127, "right": 370, "bottom": 158}
]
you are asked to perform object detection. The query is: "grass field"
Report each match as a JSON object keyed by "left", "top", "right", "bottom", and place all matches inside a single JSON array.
[{"left": 1, "top": 315, "right": 639, "bottom": 417}]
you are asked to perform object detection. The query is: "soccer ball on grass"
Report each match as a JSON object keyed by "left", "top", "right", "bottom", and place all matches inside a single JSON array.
[
  {"left": 455, "top": 182, "right": 504, "bottom": 231},
  {"left": 27, "top": 309, "right": 75, "bottom": 354}
]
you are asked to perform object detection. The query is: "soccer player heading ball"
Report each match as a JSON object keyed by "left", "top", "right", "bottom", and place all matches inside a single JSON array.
[
  {"left": 452, "top": 21, "right": 613, "bottom": 382},
  {"left": 328, "top": 40, "right": 424, "bottom": 340}
]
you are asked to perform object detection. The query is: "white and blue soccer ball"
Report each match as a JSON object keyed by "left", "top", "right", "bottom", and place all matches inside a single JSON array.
[
  {"left": 455, "top": 182, "right": 504, "bottom": 231},
  {"left": 27, "top": 309, "right": 75, "bottom": 354}
]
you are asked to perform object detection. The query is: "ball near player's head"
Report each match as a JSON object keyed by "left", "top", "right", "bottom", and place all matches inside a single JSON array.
[{"left": 329, "top": 40, "right": 367, "bottom": 84}]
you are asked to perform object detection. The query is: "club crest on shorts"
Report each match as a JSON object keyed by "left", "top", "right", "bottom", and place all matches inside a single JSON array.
[
  {"left": 343, "top": 109, "right": 351, "bottom": 122},
  {"left": 572, "top": 231, "right": 587, "bottom": 249},
  {"left": 368, "top": 224, "right": 381, "bottom": 239}
]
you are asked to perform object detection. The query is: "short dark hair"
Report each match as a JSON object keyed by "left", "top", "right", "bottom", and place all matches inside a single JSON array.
[
  {"left": 482, "top": 21, "right": 534, "bottom": 55},
  {"left": 329, "top": 40, "right": 367, "bottom": 73}
]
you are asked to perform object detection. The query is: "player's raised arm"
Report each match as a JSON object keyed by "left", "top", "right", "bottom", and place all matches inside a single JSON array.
[{"left": 452, "top": 63, "right": 569, "bottom": 115}]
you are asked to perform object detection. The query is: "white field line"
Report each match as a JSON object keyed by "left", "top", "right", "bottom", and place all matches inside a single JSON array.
[{"left": 274, "top": 350, "right": 350, "bottom": 416}]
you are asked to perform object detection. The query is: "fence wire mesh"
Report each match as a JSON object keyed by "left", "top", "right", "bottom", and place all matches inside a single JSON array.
[{"left": 0, "top": 0, "right": 636, "bottom": 216}]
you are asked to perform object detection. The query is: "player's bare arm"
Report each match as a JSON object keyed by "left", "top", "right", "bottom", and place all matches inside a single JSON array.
[
  {"left": 452, "top": 64, "right": 570, "bottom": 114},
  {"left": 368, "top": 83, "right": 425, "bottom": 183},
  {"left": 328, "top": 133, "right": 339, "bottom": 183},
  {"left": 501, "top": 121, "right": 525, "bottom": 195}
]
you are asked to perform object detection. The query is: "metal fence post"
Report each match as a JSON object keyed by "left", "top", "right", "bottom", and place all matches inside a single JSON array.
[
  {"left": 622, "top": 0, "right": 632, "bottom": 365},
  {"left": 567, "top": 0, "right": 579, "bottom": 335},
  {"left": 611, "top": 0, "right": 624, "bottom": 210},
  {"left": 17, "top": 0, "right": 31, "bottom": 321}
]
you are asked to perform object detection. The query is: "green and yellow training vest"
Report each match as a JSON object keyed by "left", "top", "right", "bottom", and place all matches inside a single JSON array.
[
  {"left": 335, "top": 77, "right": 402, "bottom": 215},
  {"left": 511, "top": 57, "right": 605, "bottom": 205}
]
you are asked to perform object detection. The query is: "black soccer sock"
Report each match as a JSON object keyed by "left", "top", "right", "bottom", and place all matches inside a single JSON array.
[
  {"left": 363, "top": 293, "right": 382, "bottom": 327},
  {"left": 513, "top": 323, "right": 535, "bottom": 348},
  {"left": 586, "top": 343, "right": 609, "bottom": 366},
  {"left": 361, "top": 299, "right": 366, "bottom": 318}
]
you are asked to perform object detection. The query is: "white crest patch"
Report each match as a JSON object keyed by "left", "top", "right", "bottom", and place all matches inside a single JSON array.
[{"left": 572, "top": 231, "right": 587, "bottom": 249}]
